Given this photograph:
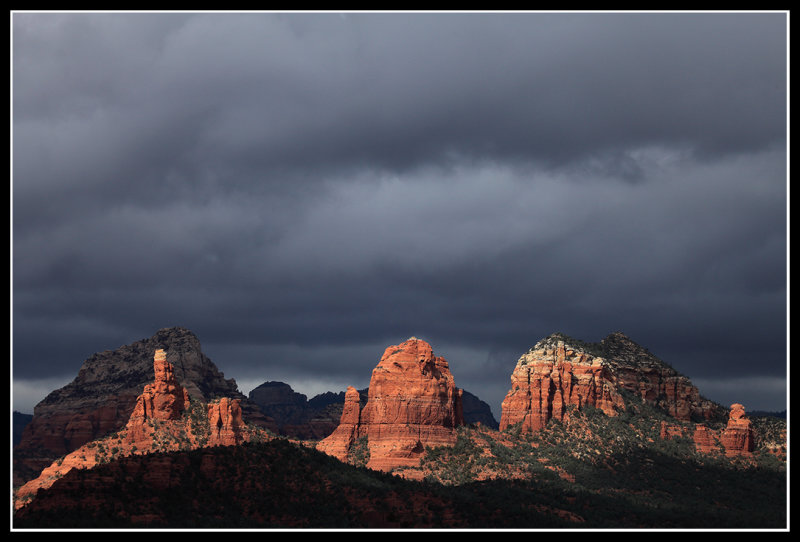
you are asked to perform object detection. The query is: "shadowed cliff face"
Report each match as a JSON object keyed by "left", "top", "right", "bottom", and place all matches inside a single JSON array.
[
  {"left": 599, "top": 332, "right": 722, "bottom": 421},
  {"left": 13, "top": 327, "right": 271, "bottom": 486}
]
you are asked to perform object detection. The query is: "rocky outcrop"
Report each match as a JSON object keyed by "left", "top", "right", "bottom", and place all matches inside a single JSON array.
[
  {"left": 317, "top": 338, "right": 464, "bottom": 472},
  {"left": 660, "top": 421, "right": 690, "bottom": 441},
  {"left": 124, "top": 349, "right": 190, "bottom": 445},
  {"left": 719, "top": 404, "right": 755, "bottom": 456},
  {"left": 249, "top": 381, "right": 497, "bottom": 439},
  {"left": 500, "top": 332, "right": 723, "bottom": 435},
  {"left": 249, "top": 381, "right": 309, "bottom": 426},
  {"left": 207, "top": 397, "right": 244, "bottom": 447},
  {"left": 600, "top": 332, "right": 720, "bottom": 421},
  {"left": 692, "top": 425, "right": 722, "bottom": 455},
  {"left": 15, "top": 350, "right": 271, "bottom": 511},
  {"left": 499, "top": 338, "right": 625, "bottom": 433},
  {"left": 131, "top": 350, "right": 191, "bottom": 420},
  {"left": 683, "top": 404, "right": 755, "bottom": 457},
  {"left": 14, "top": 327, "right": 272, "bottom": 486},
  {"left": 315, "top": 386, "right": 362, "bottom": 460}
]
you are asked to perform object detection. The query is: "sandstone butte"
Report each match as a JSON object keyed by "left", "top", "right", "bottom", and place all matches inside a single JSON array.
[
  {"left": 499, "top": 332, "right": 720, "bottom": 434},
  {"left": 317, "top": 337, "right": 463, "bottom": 474},
  {"left": 15, "top": 349, "right": 266, "bottom": 511}
]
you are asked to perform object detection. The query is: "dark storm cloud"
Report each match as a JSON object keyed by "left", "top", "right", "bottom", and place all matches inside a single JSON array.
[{"left": 12, "top": 12, "right": 787, "bottom": 415}]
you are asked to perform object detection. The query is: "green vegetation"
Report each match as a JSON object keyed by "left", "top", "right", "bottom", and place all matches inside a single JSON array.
[
  {"left": 185, "top": 398, "right": 210, "bottom": 447},
  {"left": 13, "top": 390, "right": 787, "bottom": 529},
  {"left": 421, "top": 428, "right": 485, "bottom": 485},
  {"left": 418, "top": 393, "right": 786, "bottom": 528},
  {"left": 346, "top": 436, "right": 370, "bottom": 468},
  {"left": 536, "top": 332, "right": 608, "bottom": 358},
  {"left": 13, "top": 425, "right": 786, "bottom": 529}
]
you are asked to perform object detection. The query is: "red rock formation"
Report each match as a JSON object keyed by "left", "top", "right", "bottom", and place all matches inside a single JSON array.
[
  {"left": 124, "top": 349, "right": 191, "bottom": 445},
  {"left": 317, "top": 338, "right": 464, "bottom": 472},
  {"left": 689, "top": 405, "right": 755, "bottom": 457},
  {"left": 660, "top": 421, "right": 690, "bottom": 441},
  {"left": 207, "top": 397, "right": 244, "bottom": 447},
  {"left": 610, "top": 364, "right": 716, "bottom": 421},
  {"left": 720, "top": 403, "right": 755, "bottom": 457},
  {"left": 600, "top": 332, "right": 719, "bottom": 421},
  {"left": 14, "top": 327, "right": 273, "bottom": 486},
  {"left": 15, "top": 350, "right": 270, "bottom": 511},
  {"left": 499, "top": 333, "right": 725, "bottom": 436},
  {"left": 499, "top": 340, "right": 625, "bottom": 433},
  {"left": 692, "top": 424, "right": 721, "bottom": 454},
  {"left": 316, "top": 386, "right": 362, "bottom": 460}
]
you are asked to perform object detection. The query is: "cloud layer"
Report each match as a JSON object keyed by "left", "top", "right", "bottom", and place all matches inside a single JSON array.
[{"left": 12, "top": 12, "right": 788, "bottom": 415}]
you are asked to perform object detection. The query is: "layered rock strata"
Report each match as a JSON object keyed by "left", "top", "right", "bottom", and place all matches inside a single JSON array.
[
  {"left": 690, "top": 404, "right": 755, "bottom": 457},
  {"left": 660, "top": 404, "right": 756, "bottom": 457},
  {"left": 315, "top": 386, "right": 363, "bottom": 460},
  {"left": 719, "top": 403, "right": 755, "bottom": 456},
  {"left": 500, "top": 339, "right": 625, "bottom": 432},
  {"left": 249, "top": 381, "right": 497, "bottom": 440},
  {"left": 124, "top": 349, "right": 191, "bottom": 444},
  {"left": 659, "top": 421, "right": 690, "bottom": 441},
  {"left": 600, "top": 332, "right": 719, "bottom": 421},
  {"left": 15, "top": 350, "right": 266, "bottom": 510},
  {"left": 206, "top": 397, "right": 245, "bottom": 447},
  {"left": 14, "top": 327, "right": 273, "bottom": 486},
  {"left": 692, "top": 424, "right": 721, "bottom": 454},
  {"left": 317, "top": 338, "right": 464, "bottom": 472},
  {"left": 500, "top": 332, "right": 722, "bottom": 434}
]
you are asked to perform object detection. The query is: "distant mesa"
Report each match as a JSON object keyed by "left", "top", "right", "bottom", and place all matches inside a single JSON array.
[
  {"left": 13, "top": 412, "right": 33, "bottom": 447},
  {"left": 247, "top": 381, "right": 348, "bottom": 440}
]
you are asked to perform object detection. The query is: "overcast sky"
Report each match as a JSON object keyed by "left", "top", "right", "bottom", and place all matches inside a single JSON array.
[{"left": 12, "top": 11, "right": 788, "bottom": 418}]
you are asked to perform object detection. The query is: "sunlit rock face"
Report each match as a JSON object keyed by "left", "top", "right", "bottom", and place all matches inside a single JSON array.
[
  {"left": 499, "top": 332, "right": 721, "bottom": 434},
  {"left": 317, "top": 338, "right": 464, "bottom": 472},
  {"left": 500, "top": 338, "right": 625, "bottom": 433},
  {"left": 719, "top": 403, "right": 755, "bottom": 456},
  {"left": 16, "top": 350, "right": 263, "bottom": 511},
  {"left": 14, "top": 327, "right": 272, "bottom": 486}
]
